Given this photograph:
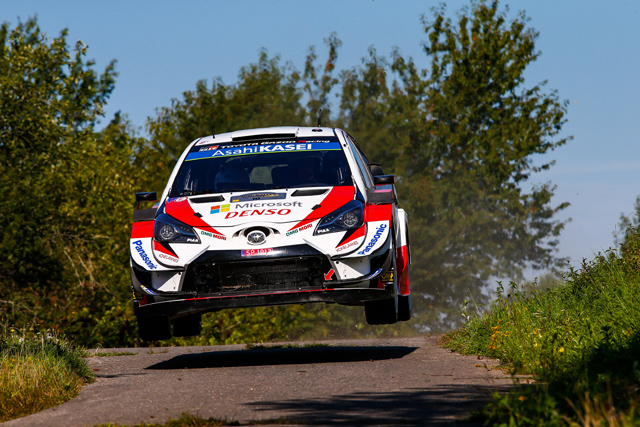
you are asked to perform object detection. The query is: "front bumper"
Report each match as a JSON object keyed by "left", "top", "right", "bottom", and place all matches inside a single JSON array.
[{"left": 131, "top": 243, "right": 394, "bottom": 319}]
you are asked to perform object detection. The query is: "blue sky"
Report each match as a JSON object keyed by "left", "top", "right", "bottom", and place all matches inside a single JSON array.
[{"left": 4, "top": 0, "right": 640, "bottom": 273}]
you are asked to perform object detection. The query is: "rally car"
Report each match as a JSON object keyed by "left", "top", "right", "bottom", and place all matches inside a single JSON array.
[{"left": 130, "top": 126, "right": 411, "bottom": 341}]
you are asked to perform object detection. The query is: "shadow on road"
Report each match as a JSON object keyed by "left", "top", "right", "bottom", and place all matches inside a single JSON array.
[
  {"left": 146, "top": 345, "right": 418, "bottom": 370},
  {"left": 247, "top": 384, "right": 514, "bottom": 426}
]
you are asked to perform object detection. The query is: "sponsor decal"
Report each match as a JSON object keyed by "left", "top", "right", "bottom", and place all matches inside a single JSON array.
[
  {"left": 381, "top": 271, "right": 394, "bottom": 282},
  {"left": 199, "top": 145, "right": 219, "bottom": 151},
  {"left": 357, "top": 224, "right": 388, "bottom": 255},
  {"left": 225, "top": 208, "right": 291, "bottom": 219},
  {"left": 195, "top": 136, "right": 337, "bottom": 148},
  {"left": 157, "top": 252, "right": 179, "bottom": 263},
  {"left": 336, "top": 225, "right": 366, "bottom": 246},
  {"left": 139, "top": 284, "right": 158, "bottom": 295},
  {"left": 336, "top": 239, "right": 361, "bottom": 252},
  {"left": 132, "top": 240, "right": 157, "bottom": 270},
  {"left": 154, "top": 240, "right": 178, "bottom": 257},
  {"left": 185, "top": 142, "right": 341, "bottom": 162},
  {"left": 211, "top": 204, "right": 230, "bottom": 214},
  {"left": 200, "top": 229, "right": 227, "bottom": 241},
  {"left": 297, "top": 139, "right": 336, "bottom": 143},
  {"left": 231, "top": 192, "right": 286, "bottom": 202},
  {"left": 167, "top": 197, "right": 187, "bottom": 203},
  {"left": 286, "top": 222, "right": 313, "bottom": 237},
  {"left": 242, "top": 248, "right": 274, "bottom": 257},
  {"left": 235, "top": 201, "right": 301, "bottom": 209}
]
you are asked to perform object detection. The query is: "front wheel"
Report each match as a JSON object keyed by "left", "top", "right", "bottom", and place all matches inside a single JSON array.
[
  {"left": 398, "top": 294, "right": 412, "bottom": 321},
  {"left": 365, "top": 297, "right": 398, "bottom": 325},
  {"left": 365, "top": 245, "right": 398, "bottom": 325},
  {"left": 172, "top": 314, "right": 202, "bottom": 337},
  {"left": 137, "top": 315, "right": 172, "bottom": 341}
]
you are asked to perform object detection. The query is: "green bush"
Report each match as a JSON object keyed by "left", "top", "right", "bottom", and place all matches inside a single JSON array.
[{"left": 444, "top": 227, "right": 640, "bottom": 425}]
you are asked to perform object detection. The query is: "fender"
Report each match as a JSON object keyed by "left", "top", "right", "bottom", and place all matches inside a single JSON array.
[{"left": 395, "top": 209, "right": 410, "bottom": 296}]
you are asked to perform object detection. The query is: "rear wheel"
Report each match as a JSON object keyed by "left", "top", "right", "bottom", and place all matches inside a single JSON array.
[
  {"left": 172, "top": 314, "right": 202, "bottom": 337},
  {"left": 137, "top": 315, "right": 173, "bottom": 341}
]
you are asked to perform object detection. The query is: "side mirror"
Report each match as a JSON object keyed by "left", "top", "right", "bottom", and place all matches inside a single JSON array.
[
  {"left": 135, "top": 192, "right": 157, "bottom": 210},
  {"left": 373, "top": 175, "right": 394, "bottom": 185},
  {"left": 368, "top": 162, "right": 385, "bottom": 176}
]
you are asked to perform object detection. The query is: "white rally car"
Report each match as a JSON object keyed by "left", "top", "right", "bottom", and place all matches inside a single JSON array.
[{"left": 130, "top": 127, "right": 411, "bottom": 340}]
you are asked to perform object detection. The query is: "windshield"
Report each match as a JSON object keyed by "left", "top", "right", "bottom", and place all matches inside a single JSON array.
[{"left": 169, "top": 139, "right": 353, "bottom": 197}]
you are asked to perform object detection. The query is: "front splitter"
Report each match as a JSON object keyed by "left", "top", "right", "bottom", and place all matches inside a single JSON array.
[{"left": 135, "top": 287, "right": 394, "bottom": 319}]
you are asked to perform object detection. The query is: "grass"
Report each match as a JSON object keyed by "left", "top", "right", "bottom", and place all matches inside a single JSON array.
[
  {"left": 244, "top": 342, "right": 329, "bottom": 350},
  {"left": 89, "top": 351, "right": 138, "bottom": 357},
  {"left": 93, "top": 411, "right": 303, "bottom": 426},
  {"left": 0, "top": 327, "right": 94, "bottom": 422},
  {"left": 443, "top": 229, "right": 640, "bottom": 426},
  {"left": 93, "top": 412, "right": 238, "bottom": 426}
]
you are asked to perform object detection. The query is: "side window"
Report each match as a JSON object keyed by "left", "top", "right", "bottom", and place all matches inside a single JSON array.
[{"left": 345, "top": 133, "right": 374, "bottom": 190}]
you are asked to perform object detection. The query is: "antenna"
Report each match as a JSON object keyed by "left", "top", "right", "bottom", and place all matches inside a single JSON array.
[{"left": 317, "top": 109, "right": 322, "bottom": 127}]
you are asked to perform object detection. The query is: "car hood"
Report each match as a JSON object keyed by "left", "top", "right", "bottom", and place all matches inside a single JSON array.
[{"left": 163, "top": 186, "right": 356, "bottom": 230}]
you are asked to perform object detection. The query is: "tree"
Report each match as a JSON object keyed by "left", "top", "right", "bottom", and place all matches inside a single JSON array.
[
  {"left": 0, "top": 17, "right": 116, "bottom": 292},
  {"left": 614, "top": 196, "right": 640, "bottom": 249},
  {"left": 339, "top": 0, "right": 571, "bottom": 330},
  {"left": 0, "top": 18, "right": 150, "bottom": 345}
]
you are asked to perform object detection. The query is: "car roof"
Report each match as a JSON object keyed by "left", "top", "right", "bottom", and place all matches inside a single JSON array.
[{"left": 194, "top": 126, "right": 339, "bottom": 146}]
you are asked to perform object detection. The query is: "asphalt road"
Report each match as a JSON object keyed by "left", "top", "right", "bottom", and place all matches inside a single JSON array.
[{"left": 4, "top": 337, "right": 514, "bottom": 426}]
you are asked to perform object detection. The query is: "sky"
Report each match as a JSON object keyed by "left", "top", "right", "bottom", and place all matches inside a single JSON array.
[{"left": 3, "top": 0, "right": 640, "bottom": 274}]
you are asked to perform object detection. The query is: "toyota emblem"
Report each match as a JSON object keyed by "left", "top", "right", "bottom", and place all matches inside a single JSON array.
[{"left": 247, "top": 230, "right": 267, "bottom": 245}]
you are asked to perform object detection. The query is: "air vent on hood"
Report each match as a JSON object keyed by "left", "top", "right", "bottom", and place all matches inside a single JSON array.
[
  {"left": 291, "top": 189, "right": 329, "bottom": 197},
  {"left": 190, "top": 195, "right": 225, "bottom": 203},
  {"left": 231, "top": 133, "right": 296, "bottom": 142}
]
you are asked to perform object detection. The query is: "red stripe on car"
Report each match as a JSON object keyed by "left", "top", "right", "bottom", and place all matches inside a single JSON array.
[
  {"left": 131, "top": 221, "right": 154, "bottom": 239},
  {"left": 153, "top": 240, "right": 178, "bottom": 257},
  {"left": 396, "top": 245, "right": 410, "bottom": 295},
  {"left": 364, "top": 203, "right": 392, "bottom": 222},
  {"left": 165, "top": 199, "right": 224, "bottom": 236},
  {"left": 336, "top": 224, "right": 366, "bottom": 247},
  {"left": 288, "top": 186, "right": 355, "bottom": 231}
]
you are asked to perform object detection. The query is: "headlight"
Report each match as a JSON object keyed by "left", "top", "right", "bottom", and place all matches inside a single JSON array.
[
  {"left": 154, "top": 214, "right": 200, "bottom": 243},
  {"left": 314, "top": 201, "right": 364, "bottom": 235}
]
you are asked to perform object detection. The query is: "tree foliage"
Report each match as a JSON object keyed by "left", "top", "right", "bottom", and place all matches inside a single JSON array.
[
  {"left": 2, "top": 2, "right": 572, "bottom": 345},
  {"left": 0, "top": 18, "right": 116, "bottom": 286},
  {"left": 339, "top": 1, "right": 570, "bottom": 329}
]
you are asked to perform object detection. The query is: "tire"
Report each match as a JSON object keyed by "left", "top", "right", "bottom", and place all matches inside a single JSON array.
[
  {"left": 365, "top": 245, "right": 398, "bottom": 325},
  {"left": 172, "top": 314, "right": 202, "bottom": 337},
  {"left": 365, "top": 297, "right": 398, "bottom": 325},
  {"left": 137, "top": 315, "right": 173, "bottom": 341},
  {"left": 398, "top": 294, "right": 412, "bottom": 321}
]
